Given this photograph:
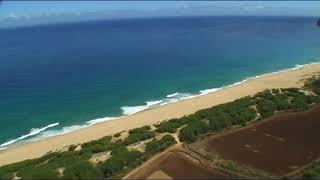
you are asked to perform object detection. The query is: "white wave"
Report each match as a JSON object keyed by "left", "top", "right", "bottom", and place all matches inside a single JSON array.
[
  {"left": 168, "top": 92, "right": 194, "bottom": 99},
  {"left": 146, "top": 100, "right": 163, "bottom": 107},
  {"left": 199, "top": 88, "right": 220, "bottom": 95},
  {"left": 166, "top": 92, "right": 179, "bottom": 98},
  {"left": 35, "top": 115, "right": 128, "bottom": 140},
  {"left": 294, "top": 64, "right": 304, "bottom": 69},
  {"left": 0, "top": 122, "right": 59, "bottom": 147},
  {"left": 28, "top": 124, "right": 88, "bottom": 143},
  {"left": 121, "top": 100, "right": 164, "bottom": 116},
  {"left": 121, "top": 93, "right": 197, "bottom": 116},
  {"left": 86, "top": 116, "right": 123, "bottom": 125},
  {"left": 121, "top": 105, "right": 148, "bottom": 116},
  {"left": 1, "top": 61, "right": 319, "bottom": 150}
]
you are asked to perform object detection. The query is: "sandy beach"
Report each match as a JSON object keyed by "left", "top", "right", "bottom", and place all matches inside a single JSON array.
[{"left": 0, "top": 62, "right": 319, "bottom": 167}]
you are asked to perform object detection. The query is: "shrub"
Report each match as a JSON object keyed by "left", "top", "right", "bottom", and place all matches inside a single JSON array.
[
  {"left": 271, "top": 89, "right": 281, "bottom": 95},
  {"left": 156, "top": 118, "right": 189, "bottom": 133},
  {"left": 122, "top": 126, "right": 155, "bottom": 146},
  {"left": 63, "top": 161, "right": 103, "bottom": 179},
  {"left": 47, "top": 151, "right": 81, "bottom": 168},
  {"left": 282, "top": 88, "right": 305, "bottom": 97},
  {"left": 17, "top": 164, "right": 59, "bottom": 179},
  {"left": 128, "top": 125, "right": 151, "bottom": 134},
  {"left": 78, "top": 151, "right": 93, "bottom": 161},
  {"left": 306, "top": 95, "right": 320, "bottom": 104},
  {"left": 99, "top": 146, "right": 143, "bottom": 178},
  {"left": 304, "top": 77, "right": 320, "bottom": 95},
  {"left": 256, "top": 99, "right": 276, "bottom": 118},
  {"left": 0, "top": 152, "right": 59, "bottom": 177},
  {"left": 272, "top": 94, "right": 290, "bottom": 111},
  {"left": 113, "top": 132, "right": 121, "bottom": 137},
  {"left": 179, "top": 120, "right": 209, "bottom": 143},
  {"left": 302, "top": 165, "right": 320, "bottom": 179},
  {"left": 303, "top": 170, "right": 320, "bottom": 179},
  {"left": 145, "top": 134, "right": 176, "bottom": 155},
  {"left": 81, "top": 136, "right": 119, "bottom": 153},
  {"left": 0, "top": 170, "right": 13, "bottom": 179},
  {"left": 209, "top": 114, "right": 232, "bottom": 131},
  {"left": 255, "top": 90, "right": 274, "bottom": 100},
  {"left": 290, "top": 96, "right": 309, "bottom": 111},
  {"left": 99, "top": 158, "right": 124, "bottom": 178},
  {"left": 68, "top": 145, "right": 77, "bottom": 151}
]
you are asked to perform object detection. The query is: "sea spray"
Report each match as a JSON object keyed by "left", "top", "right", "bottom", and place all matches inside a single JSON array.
[{"left": 1, "top": 61, "right": 319, "bottom": 149}]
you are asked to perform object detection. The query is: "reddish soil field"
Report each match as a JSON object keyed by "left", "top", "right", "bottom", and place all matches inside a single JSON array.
[
  {"left": 158, "top": 153, "right": 231, "bottom": 179},
  {"left": 128, "top": 152, "right": 231, "bottom": 179},
  {"left": 208, "top": 106, "right": 320, "bottom": 175}
]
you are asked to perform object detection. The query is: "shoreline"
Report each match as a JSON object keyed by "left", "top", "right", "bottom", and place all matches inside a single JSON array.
[
  {"left": 0, "top": 62, "right": 317, "bottom": 150},
  {"left": 0, "top": 62, "right": 320, "bottom": 166}
]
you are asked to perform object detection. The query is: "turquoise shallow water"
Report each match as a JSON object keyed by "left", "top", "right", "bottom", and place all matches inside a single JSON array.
[{"left": 0, "top": 16, "right": 320, "bottom": 148}]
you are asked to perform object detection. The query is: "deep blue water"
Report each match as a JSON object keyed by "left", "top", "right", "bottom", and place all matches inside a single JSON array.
[{"left": 0, "top": 16, "right": 320, "bottom": 147}]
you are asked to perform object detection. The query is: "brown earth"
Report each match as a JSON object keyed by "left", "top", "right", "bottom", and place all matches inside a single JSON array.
[
  {"left": 1, "top": 63, "right": 319, "bottom": 166},
  {"left": 147, "top": 170, "right": 172, "bottom": 179},
  {"left": 129, "top": 151, "right": 231, "bottom": 179},
  {"left": 208, "top": 106, "right": 320, "bottom": 175}
]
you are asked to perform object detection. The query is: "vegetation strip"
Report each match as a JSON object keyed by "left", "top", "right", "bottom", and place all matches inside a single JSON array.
[{"left": 1, "top": 76, "right": 320, "bottom": 179}]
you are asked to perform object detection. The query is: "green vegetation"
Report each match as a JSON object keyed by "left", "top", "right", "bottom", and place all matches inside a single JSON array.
[
  {"left": 78, "top": 126, "right": 155, "bottom": 155},
  {"left": 0, "top": 152, "right": 60, "bottom": 179},
  {"left": 179, "top": 96, "right": 257, "bottom": 143},
  {"left": 179, "top": 120, "right": 209, "bottom": 143},
  {"left": 302, "top": 163, "right": 320, "bottom": 179},
  {"left": 122, "top": 125, "right": 155, "bottom": 145},
  {"left": 80, "top": 135, "right": 119, "bottom": 154},
  {"left": 68, "top": 145, "right": 77, "bottom": 151},
  {"left": 64, "top": 161, "right": 103, "bottom": 179},
  {"left": 304, "top": 75, "right": 320, "bottom": 95},
  {"left": 17, "top": 164, "right": 59, "bottom": 179},
  {"left": 1, "top": 76, "right": 320, "bottom": 179},
  {"left": 155, "top": 117, "right": 191, "bottom": 133},
  {"left": 99, "top": 146, "right": 144, "bottom": 177},
  {"left": 218, "top": 160, "right": 272, "bottom": 179},
  {"left": 113, "top": 132, "right": 122, "bottom": 137},
  {"left": 0, "top": 129, "right": 175, "bottom": 179},
  {"left": 178, "top": 87, "right": 320, "bottom": 143},
  {"left": 98, "top": 133, "right": 176, "bottom": 178},
  {"left": 145, "top": 134, "right": 177, "bottom": 154},
  {"left": 256, "top": 99, "right": 277, "bottom": 118}
]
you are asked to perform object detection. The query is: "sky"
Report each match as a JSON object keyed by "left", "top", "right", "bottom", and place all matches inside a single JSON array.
[{"left": 0, "top": 1, "right": 320, "bottom": 29}]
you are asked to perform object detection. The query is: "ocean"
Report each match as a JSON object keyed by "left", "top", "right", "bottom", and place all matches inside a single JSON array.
[{"left": 0, "top": 16, "right": 320, "bottom": 148}]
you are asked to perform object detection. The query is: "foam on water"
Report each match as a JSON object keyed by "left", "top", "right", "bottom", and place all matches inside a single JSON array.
[
  {"left": 0, "top": 122, "right": 59, "bottom": 147},
  {"left": 199, "top": 88, "right": 221, "bottom": 95},
  {"left": 121, "top": 105, "right": 149, "bottom": 116},
  {"left": 1, "top": 61, "right": 319, "bottom": 150},
  {"left": 121, "top": 92, "right": 195, "bottom": 116},
  {"left": 166, "top": 92, "right": 179, "bottom": 98}
]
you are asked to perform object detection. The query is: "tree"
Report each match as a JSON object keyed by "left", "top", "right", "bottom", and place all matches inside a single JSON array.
[
  {"left": 179, "top": 120, "right": 209, "bottom": 143},
  {"left": 99, "top": 146, "right": 143, "bottom": 178},
  {"left": 145, "top": 134, "right": 176, "bottom": 154},
  {"left": 63, "top": 161, "right": 103, "bottom": 179},
  {"left": 256, "top": 99, "right": 276, "bottom": 118},
  {"left": 100, "top": 158, "right": 124, "bottom": 177},
  {"left": 17, "top": 164, "right": 59, "bottom": 179}
]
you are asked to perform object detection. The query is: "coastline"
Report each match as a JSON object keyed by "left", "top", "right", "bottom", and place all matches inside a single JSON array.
[{"left": 0, "top": 62, "right": 320, "bottom": 166}]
